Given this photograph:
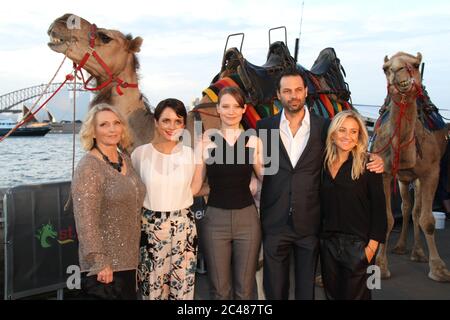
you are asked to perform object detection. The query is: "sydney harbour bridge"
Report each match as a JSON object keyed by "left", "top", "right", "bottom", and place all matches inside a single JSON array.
[{"left": 0, "top": 83, "right": 86, "bottom": 114}]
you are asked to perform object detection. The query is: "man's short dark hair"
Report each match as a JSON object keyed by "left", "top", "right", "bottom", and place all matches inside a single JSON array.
[{"left": 276, "top": 68, "right": 308, "bottom": 91}]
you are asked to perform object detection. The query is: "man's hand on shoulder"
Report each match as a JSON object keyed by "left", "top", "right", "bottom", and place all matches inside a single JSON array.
[{"left": 366, "top": 153, "right": 384, "bottom": 174}]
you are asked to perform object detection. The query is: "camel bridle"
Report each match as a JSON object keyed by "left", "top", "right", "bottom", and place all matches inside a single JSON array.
[
  {"left": 372, "top": 62, "right": 423, "bottom": 190},
  {"left": 74, "top": 23, "right": 138, "bottom": 96}
]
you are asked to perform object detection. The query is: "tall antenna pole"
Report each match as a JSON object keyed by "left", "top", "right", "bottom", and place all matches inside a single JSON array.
[
  {"left": 294, "top": 1, "right": 305, "bottom": 63},
  {"left": 298, "top": 1, "right": 305, "bottom": 55}
]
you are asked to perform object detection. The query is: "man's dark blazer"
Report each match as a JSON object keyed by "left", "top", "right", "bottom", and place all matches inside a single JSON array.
[{"left": 256, "top": 111, "right": 329, "bottom": 236}]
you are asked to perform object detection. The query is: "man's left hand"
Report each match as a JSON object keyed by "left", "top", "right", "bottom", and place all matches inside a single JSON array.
[{"left": 366, "top": 153, "right": 384, "bottom": 173}]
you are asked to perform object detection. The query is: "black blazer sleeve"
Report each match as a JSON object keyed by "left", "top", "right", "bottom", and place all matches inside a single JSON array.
[{"left": 256, "top": 117, "right": 270, "bottom": 132}]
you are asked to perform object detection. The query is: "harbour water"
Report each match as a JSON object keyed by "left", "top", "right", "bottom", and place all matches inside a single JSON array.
[{"left": 0, "top": 134, "right": 84, "bottom": 189}]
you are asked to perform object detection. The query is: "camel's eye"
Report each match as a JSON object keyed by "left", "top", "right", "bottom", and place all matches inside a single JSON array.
[
  {"left": 98, "top": 32, "right": 112, "bottom": 44},
  {"left": 413, "top": 63, "right": 420, "bottom": 69}
]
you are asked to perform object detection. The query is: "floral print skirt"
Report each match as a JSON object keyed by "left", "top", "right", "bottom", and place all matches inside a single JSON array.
[{"left": 138, "top": 208, "right": 198, "bottom": 300}]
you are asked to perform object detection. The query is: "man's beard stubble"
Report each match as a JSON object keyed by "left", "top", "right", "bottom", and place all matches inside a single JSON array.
[{"left": 283, "top": 99, "right": 305, "bottom": 114}]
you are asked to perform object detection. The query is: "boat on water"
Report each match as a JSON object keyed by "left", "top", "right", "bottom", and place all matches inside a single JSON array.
[{"left": 0, "top": 119, "right": 51, "bottom": 137}]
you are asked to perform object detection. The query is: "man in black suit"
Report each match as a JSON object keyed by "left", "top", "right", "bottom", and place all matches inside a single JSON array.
[{"left": 256, "top": 69, "right": 383, "bottom": 299}]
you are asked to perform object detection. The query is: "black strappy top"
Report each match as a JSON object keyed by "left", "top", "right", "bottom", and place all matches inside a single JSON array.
[{"left": 206, "top": 132, "right": 255, "bottom": 209}]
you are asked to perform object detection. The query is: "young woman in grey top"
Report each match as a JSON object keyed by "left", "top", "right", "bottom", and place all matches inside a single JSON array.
[{"left": 71, "top": 103, "right": 146, "bottom": 300}]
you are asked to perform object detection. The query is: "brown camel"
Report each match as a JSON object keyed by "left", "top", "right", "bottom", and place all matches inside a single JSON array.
[
  {"left": 47, "top": 14, "right": 155, "bottom": 149},
  {"left": 373, "top": 52, "right": 450, "bottom": 282}
]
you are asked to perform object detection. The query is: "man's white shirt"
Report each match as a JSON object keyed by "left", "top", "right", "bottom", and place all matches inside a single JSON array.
[{"left": 279, "top": 107, "right": 311, "bottom": 168}]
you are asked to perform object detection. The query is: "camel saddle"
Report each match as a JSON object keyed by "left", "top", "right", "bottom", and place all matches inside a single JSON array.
[
  {"left": 218, "top": 41, "right": 296, "bottom": 106},
  {"left": 302, "top": 47, "right": 351, "bottom": 102}
]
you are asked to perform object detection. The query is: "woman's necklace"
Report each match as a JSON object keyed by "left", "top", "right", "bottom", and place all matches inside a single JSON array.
[{"left": 95, "top": 145, "right": 123, "bottom": 173}]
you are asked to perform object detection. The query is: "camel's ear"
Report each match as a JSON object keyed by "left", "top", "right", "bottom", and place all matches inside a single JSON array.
[
  {"left": 416, "top": 52, "right": 422, "bottom": 65},
  {"left": 129, "top": 37, "right": 143, "bottom": 53},
  {"left": 384, "top": 55, "right": 389, "bottom": 63}
]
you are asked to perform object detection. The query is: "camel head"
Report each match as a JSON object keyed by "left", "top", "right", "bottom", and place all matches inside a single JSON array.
[
  {"left": 47, "top": 14, "right": 143, "bottom": 81},
  {"left": 383, "top": 52, "right": 422, "bottom": 95}
]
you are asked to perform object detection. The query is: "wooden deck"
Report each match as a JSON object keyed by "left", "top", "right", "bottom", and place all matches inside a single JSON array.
[{"left": 194, "top": 218, "right": 450, "bottom": 300}]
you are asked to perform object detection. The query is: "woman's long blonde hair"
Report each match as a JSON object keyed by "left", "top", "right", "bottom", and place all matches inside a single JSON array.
[
  {"left": 79, "top": 103, "right": 132, "bottom": 151},
  {"left": 324, "top": 110, "right": 369, "bottom": 180}
]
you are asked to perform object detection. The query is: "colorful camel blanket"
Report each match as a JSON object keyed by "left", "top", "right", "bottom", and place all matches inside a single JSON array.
[
  {"left": 202, "top": 74, "right": 352, "bottom": 129},
  {"left": 202, "top": 75, "right": 280, "bottom": 129}
]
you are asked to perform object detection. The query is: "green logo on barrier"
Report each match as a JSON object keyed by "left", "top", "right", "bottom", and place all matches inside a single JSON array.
[
  {"left": 36, "top": 222, "right": 58, "bottom": 248},
  {"left": 35, "top": 222, "right": 76, "bottom": 248}
]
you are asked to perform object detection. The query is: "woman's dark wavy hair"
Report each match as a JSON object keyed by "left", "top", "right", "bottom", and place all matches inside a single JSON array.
[{"left": 154, "top": 98, "right": 187, "bottom": 124}]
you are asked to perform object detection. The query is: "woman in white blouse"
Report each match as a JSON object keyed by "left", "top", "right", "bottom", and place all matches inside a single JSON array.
[{"left": 131, "top": 98, "right": 203, "bottom": 300}]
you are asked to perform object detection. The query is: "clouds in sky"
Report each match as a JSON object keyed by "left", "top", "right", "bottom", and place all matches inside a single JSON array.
[{"left": 1, "top": 0, "right": 449, "bottom": 119}]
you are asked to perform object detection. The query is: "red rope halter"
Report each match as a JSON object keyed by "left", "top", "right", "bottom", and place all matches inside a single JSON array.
[
  {"left": 372, "top": 64, "right": 421, "bottom": 191},
  {"left": 0, "top": 23, "right": 139, "bottom": 142},
  {"left": 74, "top": 24, "right": 138, "bottom": 96}
]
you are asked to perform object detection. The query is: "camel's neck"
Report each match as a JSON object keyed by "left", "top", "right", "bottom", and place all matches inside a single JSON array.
[
  {"left": 94, "top": 55, "right": 145, "bottom": 116},
  {"left": 390, "top": 93, "right": 417, "bottom": 116},
  {"left": 389, "top": 92, "right": 417, "bottom": 139},
  {"left": 110, "top": 68, "right": 144, "bottom": 115}
]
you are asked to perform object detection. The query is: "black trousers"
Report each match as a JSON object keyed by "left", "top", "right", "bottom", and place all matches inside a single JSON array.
[
  {"left": 81, "top": 270, "right": 137, "bottom": 300},
  {"left": 320, "top": 233, "right": 372, "bottom": 300},
  {"left": 263, "top": 225, "right": 319, "bottom": 300}
]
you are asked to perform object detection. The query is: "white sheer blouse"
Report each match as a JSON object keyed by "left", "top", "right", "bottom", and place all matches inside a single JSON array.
[{"left": 131, "top": 143, "right": 195, "bottom": 212}]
